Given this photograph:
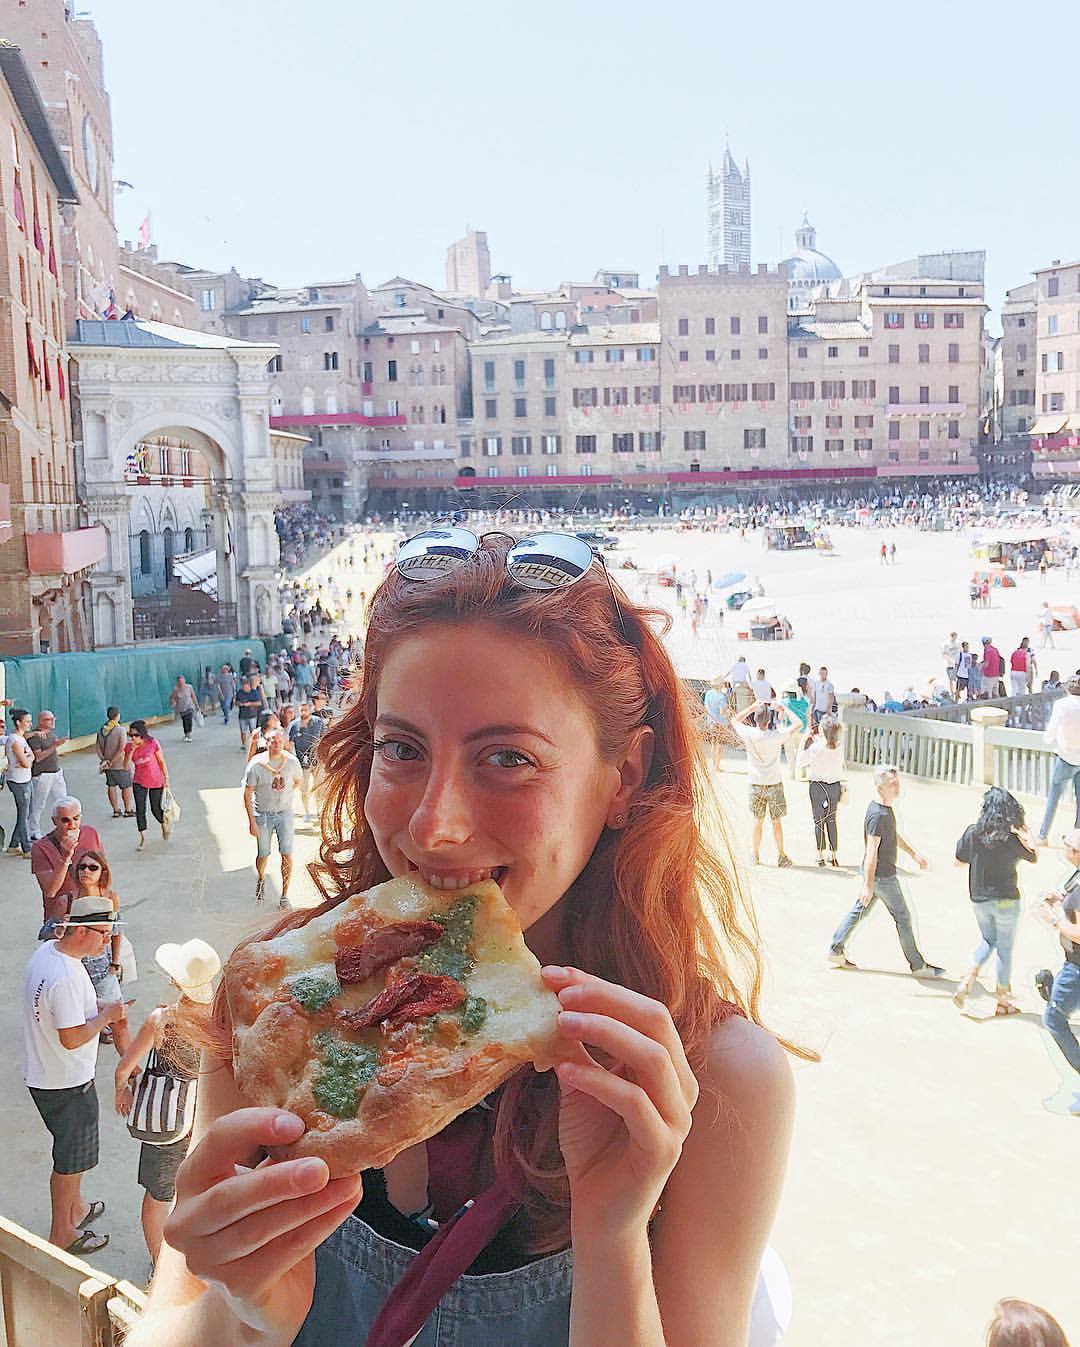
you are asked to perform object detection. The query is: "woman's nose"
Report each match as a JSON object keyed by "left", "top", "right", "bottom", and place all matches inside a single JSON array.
[{"left": 408, "top": 768, "right": 474, "bottom": 850}]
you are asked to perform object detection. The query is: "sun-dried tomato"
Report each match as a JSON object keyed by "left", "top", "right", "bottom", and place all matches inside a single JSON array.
[
  {"left": 334, "top": 921, "right": 443, "bottom": 985},
  {"left": 336, "top": 972, "right": 465, "bottom": 1031}
]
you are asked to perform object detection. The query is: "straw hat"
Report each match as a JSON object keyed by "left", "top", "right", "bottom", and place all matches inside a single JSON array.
[
  {"left": 154, "top": 938, "right": 221, "bottom": 1004},
  {"left": 65, "top": 897, "right": 120, "bottom": 925}
]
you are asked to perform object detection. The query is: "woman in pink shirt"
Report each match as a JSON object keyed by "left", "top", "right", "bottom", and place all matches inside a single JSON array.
[{"left": 123, "top": 720, "right": 171, "bottom": 851}]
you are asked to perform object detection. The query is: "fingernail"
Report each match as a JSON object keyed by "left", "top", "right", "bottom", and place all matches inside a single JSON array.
[
  {"left": 557, "top": 1010, "right": 581, "bottom": 1028},
  {"left": 273, "top": 1112, "right": 303, "bottom": 1138},
  {"left": 295, "top": 1159, "right": 326, "bottom": 1187},
  {"left": 543, "top": 965, "right": 569, "bottom": 979}
]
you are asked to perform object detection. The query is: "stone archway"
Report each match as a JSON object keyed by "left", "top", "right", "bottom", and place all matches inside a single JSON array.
[{"left": 70, "top": 321, "right": 283, "bottom": 645}]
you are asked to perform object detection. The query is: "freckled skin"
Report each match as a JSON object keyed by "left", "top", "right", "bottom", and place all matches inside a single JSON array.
[{"left": 364, "top": 622, "right": 623, "bottom": 962}]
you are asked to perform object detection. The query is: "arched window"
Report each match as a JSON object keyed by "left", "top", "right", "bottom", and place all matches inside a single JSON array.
[
  {"left": 163, "top": 527, "right": 175, "bottom": 585},
  {"left": 301, "top": 387, "right": 315, "bottom": 415},
  {"left": 325, "top": 390, "right": 338, "bottom": 413},
  {"left": 555, "top": 311, "right": 567, "bottom": 330},
  {"left": 184, "top": 527, "right": 195, "bottom": 552},
  {"left": 139, "top": 530, "right": 151, "bottom": 575},
  {"left": 540, "top": 312, "right": 553, "bottom": 331}
]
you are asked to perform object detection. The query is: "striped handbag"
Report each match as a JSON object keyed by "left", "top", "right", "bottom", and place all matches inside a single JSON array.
[{"left": 126, "top": 1048, "right": 196, "bottom": 1146}]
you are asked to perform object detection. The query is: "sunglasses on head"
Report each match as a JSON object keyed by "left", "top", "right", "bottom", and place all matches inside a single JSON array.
[{"left": 395, "top": 528, "right": 627, "bottom": 636}]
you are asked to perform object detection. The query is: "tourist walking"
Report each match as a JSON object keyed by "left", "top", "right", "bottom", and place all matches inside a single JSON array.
[
  {"left": 168, "top": 675, "right": 199, "bottom": 743},
  {"left": 215, "top": 664, "right": 236, "bottom": 725},
  {"left": 289, "top": 701, "right": 326, "bottom": 819},
  {"left": 732, "top": 698, "right": 802, "bottom": 867},
  {"left": 980, "top": 637, "right": 1005, "bottom": 699},
  {"left": 243, "top": 727, "right": 302, "bottom": 906},
  {"left": 245, "top": 710, "right": 282, "bottom": 762},
  {"left": 810, "top": 666, "right": 836, "bottom": 727},
  {"left": 797, "top": 715, "right": 845, "bottom": 867},
  {"left": 196, "top": 667, "right": 217, "bottom": 717},
  {"left": 780, "top": 681, "right": 810, "bottom": 780},
  {"left": 95, "top": 706, "right": 134, "bottom": 819},
  {"left": 1036, "top": 676, "right": 1080, "bottom": 843},
  {"left": 27, "top": 710, "right": 68, "bottom": 841},
  {"left": 114, "top": 938, "right": 221, "bottom": 1263},
  {"left": 123, "top": 721, "right": 171, "bottom": 851},
  {"left": 1009, "top": 638, "right": 1032, "bottom": 697},
  {"left": 55, "top": 851, "right": 132, "bottom": 1055},
  {"left": 750, "top": 667, "right": 774, "bottom": 703},
  {"left": 943, "top": 632, "right": 961, "bottom": 697},
  {"left": 1039, "top": 602, "right": 1056, "bottom": 649},
  {"left": 22, "top": 896, "right": 126, "bottom": 1254},
  {"left": 235, "top": 676, "right": 266, "bottom": 749},
  {"left": 955, "top": 642, "right": 974, "bottom": 700},
  {"left": 952, "top": 788, "right": 1037, "bottom": 1014},
  {"left": 828, "top": 765, "right": 945, "bottom": 976},
  {"left": 31, "top": 797, "right": 105, "bottom": 924},
  {"left": 1033, "top": 827, "right": 1080, "bottom": 1110},
  {"left": 4, "top": 707, "right": 34, "bottom": 857}
]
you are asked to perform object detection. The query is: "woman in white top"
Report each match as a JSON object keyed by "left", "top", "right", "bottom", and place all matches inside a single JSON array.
[
  {"left": 5, "top": 707, "right": 35, "bottom": 857},
  {"left": 796, "top": 714, "right": 845, "bottom": 867}
]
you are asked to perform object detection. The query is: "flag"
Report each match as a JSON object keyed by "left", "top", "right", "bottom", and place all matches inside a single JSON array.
[
  {"left": 25, "top": 323, "right": 38, "bottom": 379},
  {"left": 47, "top": 233, "right": 58, "bottom": 278},
  {"left": 103, "top": 288, "right": 119, "bottom": 320},
  {"left": 33, "top": 211, "right": 44, "bottom": 254},
  {"left": 42, "top": 341, "right": 51, "bottom": 391},
  {"left": 137, "top": 212, "right": 151, "bottom": 250},
  {"left": 56, "top": 355, "right": 65, "bottom": 400}
]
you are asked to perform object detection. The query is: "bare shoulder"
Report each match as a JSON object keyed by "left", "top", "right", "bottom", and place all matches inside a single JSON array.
[{"left": 696, "top": 1013, "right": 794, "bottom": 1132}]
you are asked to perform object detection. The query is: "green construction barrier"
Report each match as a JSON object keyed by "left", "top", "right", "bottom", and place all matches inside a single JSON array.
[{"left": 1, "top": 639, "right": 267, "bottom": 740}]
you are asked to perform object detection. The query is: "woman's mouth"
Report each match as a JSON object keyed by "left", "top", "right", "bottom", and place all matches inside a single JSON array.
[{"left": 405, "top": 860, "right": 508, "bottom": 891}]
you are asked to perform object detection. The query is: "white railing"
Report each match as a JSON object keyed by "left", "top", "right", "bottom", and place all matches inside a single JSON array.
[{"left": 842, "top": 708, "right": 1057, "bottom": 797}]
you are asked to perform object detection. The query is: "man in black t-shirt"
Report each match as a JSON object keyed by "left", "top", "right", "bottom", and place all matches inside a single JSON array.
[
  {"left": 1035, "top": 828, "right": 1080, "bottom": 1102},
  {"left": 828, "top": 766, "right": 945, "bottom": 976},
  {"left": 235, "top": 678, "right": 266, "bottom": 749},
  {"left": 288, "top": 702, "right": 325, "bottom": 822}
]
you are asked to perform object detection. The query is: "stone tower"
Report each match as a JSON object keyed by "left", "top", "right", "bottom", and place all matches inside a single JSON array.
[{"left": 706, "top": 148, "right": 751, "bottom": 271}]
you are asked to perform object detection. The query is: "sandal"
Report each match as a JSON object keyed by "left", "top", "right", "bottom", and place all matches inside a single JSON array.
[
  {"left": 994, "top": 1001, "right": 1021, "bottom": 1016},
  {"left": 111, "top": 810, "right": 122, "bottom": 819},
  {"left": 65, "top": 1228, "right": 109, "bottom": 1256},
  {"left": 123, "top": 811, "right": 136, "bottom": 818},
  {"left": 78, "top": 1200, "right": 105, "bottom": 1228}
]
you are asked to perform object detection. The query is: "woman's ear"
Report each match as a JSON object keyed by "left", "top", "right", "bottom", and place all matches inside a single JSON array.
[{"left": 607, "top": 726, "right": 655, "bottom": 828}]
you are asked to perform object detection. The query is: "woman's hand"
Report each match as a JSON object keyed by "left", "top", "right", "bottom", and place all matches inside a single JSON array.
[
  {"left": 541, "top": 967, "right": 698, "bottom": 1241},
  {"left": 115, "top": 1082, "right": 134, "bottom": 1116},
  {"left": 164, "top": 1109, "right": 362, "bottom": 1341}
]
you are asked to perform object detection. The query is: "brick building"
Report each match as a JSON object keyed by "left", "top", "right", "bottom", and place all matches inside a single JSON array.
[
  {"left": 0, "top": 41, "right": 105, "bottom": 654},
  {"left": 1029, "top": 259, "right": 1080, "bottom": 480}
]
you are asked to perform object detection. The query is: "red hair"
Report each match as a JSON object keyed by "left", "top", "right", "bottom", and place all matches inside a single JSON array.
[{"left": 199, "top": 535, "right": 797, "bottom": 1251}]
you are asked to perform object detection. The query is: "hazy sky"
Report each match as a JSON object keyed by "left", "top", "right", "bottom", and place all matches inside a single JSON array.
[{"left": 85, "top": 0, "right": 1076, "bottom": 318}]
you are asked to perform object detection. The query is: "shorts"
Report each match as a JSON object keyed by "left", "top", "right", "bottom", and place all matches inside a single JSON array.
[
  {"left": 256, "top": 810, "right": 294, "bottom": 858},
  {"left": 238, "top": 714, "right": 258, "bottom": 732},
  {"left": 104, "top": 768, "right": 132, "bottom": 788},
  {"left": 28, "top": 1080, "right": 99, "bottom": 1175},
  {"left": 749, "top": 782, "right": 787, "bottom": 820},
  {"left": 90, "top": 970, "right": 122, "bottom": 1003},
  {"left": 138, "top": 1134, "right": 192, "bottom": 1202}
]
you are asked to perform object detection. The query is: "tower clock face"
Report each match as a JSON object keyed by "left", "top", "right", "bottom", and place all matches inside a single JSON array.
[{"left": 82, "top": 115, "right": 99, "bottom": 195}]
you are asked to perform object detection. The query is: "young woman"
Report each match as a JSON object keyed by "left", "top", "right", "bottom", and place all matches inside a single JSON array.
[
  {"left": 4, "top": 707, "right": 34, "bottom": 857},
  {"left": 124, "top": 721, "right": 171, "bottom": 851},
  {"left": 796, "top": 715, "right": 845, "bottom": 867},
  {"left": 60, "top": 850, "right": 132, "bottom": 1056},
  {"left": 953, "top": 787, "right": 1038, "bottom": 1014},
  {"left": 246, "top": 710, "right": 283, "bottom": 762},
  {"left": 115, "top": 939, "right": 221, "bottom": 1264},
  {"left": 129, "top": 529, "right": 798, "bottom": 1347}
]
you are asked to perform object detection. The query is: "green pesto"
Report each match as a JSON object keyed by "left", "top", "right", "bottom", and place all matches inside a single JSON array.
[
  {"left": 415, "top": 894, "right": 479, "bottom": 983},
  {"left": 460, "top": 995, "right": 488, "bottom": 1034},
  {"left": 312, "top": 1038, "right": 379, "bottom": 1118},
  {"left": 287, "top": 970, "right": 341, "bottom": 1013}
]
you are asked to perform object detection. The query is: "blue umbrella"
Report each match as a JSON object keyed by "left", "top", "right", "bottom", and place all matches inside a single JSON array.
[{"left": 712, "top": 571, "right": 746, "bottom": 591}]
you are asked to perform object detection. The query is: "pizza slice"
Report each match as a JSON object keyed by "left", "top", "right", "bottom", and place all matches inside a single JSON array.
[{"left": 225, "top": 875, "right": 570, "bottom": 1177}]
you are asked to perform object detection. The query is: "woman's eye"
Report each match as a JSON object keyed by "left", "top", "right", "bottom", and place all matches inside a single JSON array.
[
  {"left": 485, "top": 748, "right": 533, "bottom": 769},
  {"left": 374, "top": 738, "right": 421, "bottom": 763}
]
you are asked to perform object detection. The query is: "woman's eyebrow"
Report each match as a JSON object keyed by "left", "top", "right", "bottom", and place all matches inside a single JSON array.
[{"left": 375, "top": 714, "right": 554, "bottom": 746}]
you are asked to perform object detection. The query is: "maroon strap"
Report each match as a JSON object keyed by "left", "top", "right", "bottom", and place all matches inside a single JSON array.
[{"left": 363, "top": 1103, "right": 519, "bottom": 1347}]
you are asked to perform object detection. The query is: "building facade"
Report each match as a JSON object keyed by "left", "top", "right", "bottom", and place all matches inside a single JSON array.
[
  {"left": 0, "top": 41, "right": 105, "bottom": 655},
  {"left": 445, "top": 229, "right": 491, "bottom": 299},
  {"left": 706, "top": 149, "right": 751, "bottom": 273},
  {"left": 1029, "top": 259, "right": 1080, "bottom": 479},
  {"left": 1000, "top": 281, "right": 1037, "bottom": 442}
]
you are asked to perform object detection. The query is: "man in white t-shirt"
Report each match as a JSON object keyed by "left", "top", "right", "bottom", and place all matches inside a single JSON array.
[
  {"left": 22, "top": 897, "right": 126, "bottom": 1254},
  {"left": 243, "top": 728, "right": 304, "bottom": 908},
  {"left": 750, "top": 668, "right": 775, "bottom": 703},
  {"left": 732, "top": 698, "right": 803, "bottom": 867},
  {"left": 811, "top": 666, "right": 837, "bottom": 727}
]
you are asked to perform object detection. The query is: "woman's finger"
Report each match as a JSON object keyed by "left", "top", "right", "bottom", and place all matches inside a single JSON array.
[
  {"left": 184, "top": 1173, "right": 362, "bottom": 1273},
  {"left": 557, "top": 1011, "right": 691, "bottom": 1129},
  {"left": 176, "top": 1109, "right": 305, "bottom": 1201},
  {"left": 556, "top": 1060, "right": 683, "bottom": 1164},
  {"left": 544, "top": 968, "right": 698, "bottom": 1102}
]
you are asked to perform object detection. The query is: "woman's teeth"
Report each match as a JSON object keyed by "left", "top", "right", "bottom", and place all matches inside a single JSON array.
[{"left": 420, "top": 867, "right": 505, "bottom": 891}]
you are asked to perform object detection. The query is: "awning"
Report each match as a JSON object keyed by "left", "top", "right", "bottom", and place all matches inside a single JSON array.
[
  {"left": 1067, "top": 413, "right": 1080, "bottom": 431},
  {"left": 1029, "top": 415, "right": 1068, "bottom": 436}
]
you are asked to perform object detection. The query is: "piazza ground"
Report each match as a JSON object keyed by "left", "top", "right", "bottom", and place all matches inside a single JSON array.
[{"left": 1, "top": 526, "right": 1076, "bottom": 1345}]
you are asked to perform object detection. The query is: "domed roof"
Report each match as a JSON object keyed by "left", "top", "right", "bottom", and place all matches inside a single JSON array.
[{"left": 783, "top": 213, "right": 842, "bottom": 286}]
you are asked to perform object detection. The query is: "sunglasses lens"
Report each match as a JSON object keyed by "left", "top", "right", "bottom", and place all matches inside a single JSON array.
[
  {"left": 506, "top": 533, "right": 595, "bottom": 590},
  {"left": 396, "top": 527, "right": 480, "bottom": 581}
]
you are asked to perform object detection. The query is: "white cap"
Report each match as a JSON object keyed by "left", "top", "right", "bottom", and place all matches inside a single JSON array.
[{"left": 154, "top": 938, "right": 222, "bottom": 1004}]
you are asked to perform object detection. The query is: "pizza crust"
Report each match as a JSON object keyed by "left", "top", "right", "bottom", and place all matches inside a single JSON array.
[{"left": 224, "top": 875, "right": 573, "bottom": 1178}]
